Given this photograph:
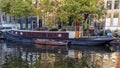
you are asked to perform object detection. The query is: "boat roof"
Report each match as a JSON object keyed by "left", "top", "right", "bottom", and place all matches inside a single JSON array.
[
  {"left": 0, "top": 23, "right": 20, "bottom": 27},
  {"left": 12, "top": 29, "right": 69, "bottom": 33}
]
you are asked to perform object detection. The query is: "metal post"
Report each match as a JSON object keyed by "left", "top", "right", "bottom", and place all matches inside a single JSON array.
[
  {"left": 37, "top": 14, "right": 39, "bottom": 28},
  {"left": 36, "top": 0, "right": 39, "bottom": 29}
]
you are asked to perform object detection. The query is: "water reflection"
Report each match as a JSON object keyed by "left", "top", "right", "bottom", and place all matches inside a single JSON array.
[{"left": 0, "top": 41, "right": 120, "bottom": 68}]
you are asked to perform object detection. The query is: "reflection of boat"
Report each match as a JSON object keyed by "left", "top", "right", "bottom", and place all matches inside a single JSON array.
[
  {"left": 67, "top": 44, "right": 111, "bottom": 52},
  {"left": 0, "top": 31, "right": 4, "bottom": 40},
  {"left": 5, "top": 40, "right": 34, "bottom": 47},
  {"left": 35, "top": 44, "right": 67, "bottom": 49},
  {"left": 34, "top": 44, "right": 68, "bottom": 54},
  {"left": 35, "top": 39, "right": 67, "bottom": 46},
  {"left": 5, "top": 30, "right": 114, "bottom": 46}
]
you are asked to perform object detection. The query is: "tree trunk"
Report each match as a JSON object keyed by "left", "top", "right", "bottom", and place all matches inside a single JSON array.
[
  {"left": 83, "top": 14, "right": 89, "bottom": 36},
  {"left": 68, "top": 16, "right": 73, "bottom": 26}
]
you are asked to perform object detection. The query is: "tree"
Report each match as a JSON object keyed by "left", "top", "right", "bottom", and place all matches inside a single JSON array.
[
  {"left": 60, "top": 0, "right": 105, "bottom": 24},
  {"left": 58, "top": 0, "right": 106, "bottom": 35},
  {"left": 36, "top": 0, "right": 65, "bottom": 28},
  {"left": 0, "top": 0, "right": 36, "bottom": 29},
  {"left": 0, "top": 0, "right": 105, "bottom": 30}
]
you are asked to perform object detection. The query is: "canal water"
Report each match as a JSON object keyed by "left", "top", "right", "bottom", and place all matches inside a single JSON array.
[{"left": 0, "top": 40, "right": 120, "bottom": 68}]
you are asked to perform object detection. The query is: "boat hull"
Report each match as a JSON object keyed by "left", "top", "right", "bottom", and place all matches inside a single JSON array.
[
  {"left": 5, "top": 31, "right": 35, "bottom": 43},
  {"left": 67, "top": 37, "right": 114, "bottom": 46},
  {"left": 35, "top": 39, "right": 66, "bottom": 46}
]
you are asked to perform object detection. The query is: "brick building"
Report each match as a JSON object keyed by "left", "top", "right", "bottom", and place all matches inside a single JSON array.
[{"left": 104, "top": 0, "right": 120, "bottom": 30}]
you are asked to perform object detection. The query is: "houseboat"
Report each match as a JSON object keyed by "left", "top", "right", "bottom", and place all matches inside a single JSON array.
[{"left": 4, "top": 29, "right": 114, "bottom": 46}]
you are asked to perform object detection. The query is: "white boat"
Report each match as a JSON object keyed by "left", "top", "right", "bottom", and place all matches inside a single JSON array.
[{"left": 0, "top": 23, "right": 20, "bottom": 32}]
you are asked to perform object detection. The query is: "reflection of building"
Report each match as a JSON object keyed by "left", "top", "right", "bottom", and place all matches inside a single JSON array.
[
  {"left": 0, "top": 43, "right": 20, "bottom": 65},
  {"left": 21, "top": 45, "right": 68, "bottom": 67},
  {"left": 104, "top": 0, "right": 120, "bottom": 30},
  {"left": 68, "top": 49, "right": 120, "bottom": 68}
]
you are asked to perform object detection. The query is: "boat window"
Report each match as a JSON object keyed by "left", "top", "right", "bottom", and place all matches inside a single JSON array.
[
  {"left": 1, "top": 27, "right": 5, "bottom": 29},
  {"left": 11, "top": 31, "right": 13, "bottom": 33},
  {"left": 1, "top": 27, "right": 12, "bottom": 29},
  {"left": 20, "top": 32, "right": 23, "bottom": 35},
  {"left": 15, "top": 32, "right": 18, "bottom": 34},
  {"left": 13, "top": 26, "right": 16, "bottom": 28},
  {"left": 6, "top": 27, "right": 12, "bottom": 29},
  {"left": 58, "top": 34, "right": 62, "bottom": 37}
]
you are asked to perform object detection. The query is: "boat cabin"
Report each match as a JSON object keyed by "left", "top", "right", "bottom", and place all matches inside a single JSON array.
[{"left": 0, "top": 23, "right": 20, "bottom": 32}]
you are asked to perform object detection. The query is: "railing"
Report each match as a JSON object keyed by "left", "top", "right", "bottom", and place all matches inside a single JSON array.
[
  {"left": 62, "top": 26, "right": 83, "bottom": 37},
  {"left": 62, "top": 26, "right": 83, "bottom": 31}
]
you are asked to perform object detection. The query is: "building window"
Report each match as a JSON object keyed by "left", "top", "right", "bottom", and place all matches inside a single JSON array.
[
  {"left": 114, "top": 0, "right": 119, "bottom": 9},
  {"left": 113, "top": 18, "right": 118, "bottom": 26},
  {"left": 105, "top": 18, "right": 110, "bottom": 26},
  {"left": 107, "top": 1, "right": 112, "bottom": 10},
  {"left": 106, "top": 13, "right": 111, "bottom": 18},
  {"left": 114, "top": 12, "right": 119, "bottom": 18}
]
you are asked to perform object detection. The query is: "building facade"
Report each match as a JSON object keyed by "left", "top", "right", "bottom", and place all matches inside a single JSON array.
[
  {"left": 104, "top": 0, "right": 120, "bottom": 30},
  {"left": 0, "top": 12, "right": 17, "bottom": 24}
]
